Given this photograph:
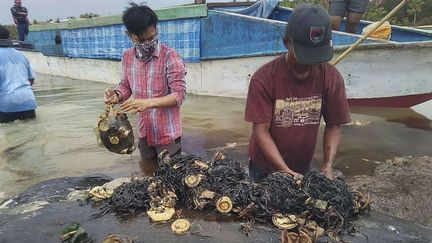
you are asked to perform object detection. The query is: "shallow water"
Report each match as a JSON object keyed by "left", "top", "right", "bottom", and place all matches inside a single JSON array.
[{"left": 0, "top": 73, "right": 431, "bottom": 203}]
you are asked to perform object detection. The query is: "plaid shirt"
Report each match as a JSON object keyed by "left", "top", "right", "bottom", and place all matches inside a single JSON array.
[{"left": 116, "top": 43, "right": 186, "bottom": 146}]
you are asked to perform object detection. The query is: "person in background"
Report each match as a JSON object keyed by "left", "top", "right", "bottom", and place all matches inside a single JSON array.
[
  {"left": 104, "top": 4, "right": 186, "bottom": 164},
  {"left": 0, "top": 25, "right": 37, "bottom": 123},
  {"left": 323, "top": 0, "right": 385, "bottom": 34},
  {"left": 10, "top": 0, "right": 30, "bottom": 41},
  {"left": 245, "top": 4, "right": 351, "bottom": 181}
]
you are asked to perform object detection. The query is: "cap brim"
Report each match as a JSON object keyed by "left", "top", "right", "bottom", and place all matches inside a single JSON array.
[{"left": 291, "top": 40, "right": 333, "bottom": 65}]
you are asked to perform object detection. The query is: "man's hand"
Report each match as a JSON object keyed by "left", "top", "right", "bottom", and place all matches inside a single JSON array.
[
  {"left": 120, "top": 99, "right": 152, "bottom": 113},
  {"left": 372, "top": 0, "right": 386, "bottom": 6},
  {"left": 321, "top": 165, "right": 334, "bottom": 180},
  {"left": 281, "top": 169, "right": 303, "bottom": 180},
  {"left": 321, "top": 0, "right": 329, "bottom": 9},
  {"left": 104, "top": 88, "right": 119, "bottom": 104}
]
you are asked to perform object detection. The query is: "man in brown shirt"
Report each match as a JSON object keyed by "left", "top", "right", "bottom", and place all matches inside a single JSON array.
[{"left": 245, "top": 4, "right": 351, "bottom": 181}]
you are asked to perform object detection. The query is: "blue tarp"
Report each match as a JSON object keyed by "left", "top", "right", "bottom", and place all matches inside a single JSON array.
[
  {"left": 200, "top": 11, "right": 286, "bottom": 59},
  {"left": 61, "top": 24, "right": 129, "bottom": 60},
  {"left": 228, "top": 0, "right": 279, "bottom": 19},
  {"left": 201, "top": 10, "right": 377, "bottom": 60},
  {"left": 60, "top": 18, "right": 201, "bottom": 63},
  {"left": 26, "top": 30, "right": 64, "bottom": 56}
]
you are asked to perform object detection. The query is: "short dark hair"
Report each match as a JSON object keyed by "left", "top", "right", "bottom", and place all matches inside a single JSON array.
[
  {"left": 0, "top": 25, "right": 11, "bottom": 39},
  {"left": 122, "top": 3, "right": 158, "bottom": 36}
]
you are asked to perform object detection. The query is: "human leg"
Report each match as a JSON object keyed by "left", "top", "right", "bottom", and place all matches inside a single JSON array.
[
  {"left": 0, "top": 110, "right": 35, "bottom": 123},
  {"left": 155, "top": 137, "right": 182, "bottom": 157},
  {"left": 328, "top": 0, "right": 347, "bottom": 31},
  {"left": 18, "top": 110, "right": 36, "bottom": 120},
  {"left": 346, "top": 0, "right": 369, "bottom": 33},
  {"left": 17, "top": 24, "right": 27, "bottom": 41}
]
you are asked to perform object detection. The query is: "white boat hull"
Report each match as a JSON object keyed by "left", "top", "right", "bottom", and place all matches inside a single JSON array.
[{"left": 23, "top": 42, "right": 432, "bottom": 107}]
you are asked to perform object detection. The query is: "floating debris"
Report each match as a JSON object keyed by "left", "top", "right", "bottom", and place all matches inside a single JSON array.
[
  {"left": 102, "top": 177, "right": 132, "bottom": 191},
  {"left": 147, "top": 206, "right": 175, "bottom": 222},
  {"left": 272, "top": 214, "right": 298, "bottom": 230},
  {"left": 225, "top": 142, "right": 237, "bottom": 148},
  {"left": 345, "top": 120, "right": 371, "bottom": 127},
  {"left": 89, "top": 186, "right": 112, "bottom": 202},
  {"left": 281, "top": 229, "right": 312, "bottom": 243},
  {"left": 171, "top": 219, "right": 191, "bottom": 235},
  {"left": 101, "top": 234, "right": 133, "bottom": 243},
  {"left": 60, "top": 222, "right": 91, "bottom": 243},
  {"left": 184, "top": 174, "right": 203, "bottom": 188},
  {"left": 67, "top": 190, "right": 90, "bottom": 205},
  {"left": 216, "top": 196, "right": 233, "bottom": 214}
]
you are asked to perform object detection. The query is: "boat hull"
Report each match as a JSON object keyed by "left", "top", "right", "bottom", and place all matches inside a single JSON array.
[
  {"left": 348, "top": 93, "right": 432, "bottom": 108},
  {"left": 23, "top": 42, "right": 432, "bottom": 108}
]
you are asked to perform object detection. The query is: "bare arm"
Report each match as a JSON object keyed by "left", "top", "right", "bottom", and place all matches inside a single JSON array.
[
  {"left": 121, "top": 95, "right": 177, "bottom": 113},
  {"left": 372, "top": 0, "right": 386, "bottom": 6},
  {"left": 104, "top": 55, "right": 132, "bottom": 105},
  {"left": 17, "top": 11, "right": 28, "bottom": 16},
  {"left": 321, "top": 0, "right": 329, "bottom": 9},
  {"left": 321, "top": 124, "right": 342, "bottom": 179},
  {"left": 146, "top": 95, "right": 178, "bottom": 108},
  {"left": 253, "top": 123, "right": 302, "bottom": 177},
  {"left": 11, "top": 8, "right": 18, "bottom": 25}
]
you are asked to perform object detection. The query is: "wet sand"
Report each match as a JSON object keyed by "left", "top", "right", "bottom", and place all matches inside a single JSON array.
[{"left": 348, "top": 156, "right": 432, "bottom": 226}]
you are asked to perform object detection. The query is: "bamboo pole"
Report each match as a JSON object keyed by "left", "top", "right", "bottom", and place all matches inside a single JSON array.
[{"left": 332, "top": 0, "right": 408, "bottom": 65}]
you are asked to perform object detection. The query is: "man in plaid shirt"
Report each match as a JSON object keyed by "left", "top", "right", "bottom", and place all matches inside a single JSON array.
[{"left": 104, "top": 3, "right": 186, "bottom": 162}]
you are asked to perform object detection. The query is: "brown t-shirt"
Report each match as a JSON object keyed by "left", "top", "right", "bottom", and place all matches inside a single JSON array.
[{"left": 245, "top": 54, "right": 351, "bottom": 175}]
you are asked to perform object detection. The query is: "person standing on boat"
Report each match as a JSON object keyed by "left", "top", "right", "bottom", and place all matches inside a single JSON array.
[
  {"left": 10, "top": 0, "right": 30, "bottom": 41},
  {"left": 104, "top": 4, "right": 186, "bottom": 162},
  {"left": 245, "top": 5, "right": 351, "bottom": 181},
  {"left": 0, "top": 25, "right": 37, "bottom": 123},
  {"left": 323, "top": 0, "right": 386, "bottom": 33}
]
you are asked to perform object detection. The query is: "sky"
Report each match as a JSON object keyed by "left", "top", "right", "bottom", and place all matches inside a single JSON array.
[{"left": 0, "top": 0, "right": 247, "bottom": 25}]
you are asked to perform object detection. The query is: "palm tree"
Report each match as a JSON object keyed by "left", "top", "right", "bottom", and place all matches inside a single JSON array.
[{"left": 407, "top": 0, "right": 423, "bottom": 25}]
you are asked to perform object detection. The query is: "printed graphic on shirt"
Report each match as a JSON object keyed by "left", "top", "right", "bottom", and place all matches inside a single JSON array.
[{"left": 274, "top": 96, "right": 322, "bottom": 127}]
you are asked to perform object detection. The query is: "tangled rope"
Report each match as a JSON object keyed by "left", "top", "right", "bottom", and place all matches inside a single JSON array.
[{"left": 97, "top": 151, "right": 369, "bottom": 240}]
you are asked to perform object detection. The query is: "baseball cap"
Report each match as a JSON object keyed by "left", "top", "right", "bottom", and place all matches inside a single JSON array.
[{"left": 285, "top": 4, "right": 333, "bottom": 64}]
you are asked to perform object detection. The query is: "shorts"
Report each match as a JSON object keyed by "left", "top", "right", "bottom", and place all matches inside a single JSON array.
[
  {"left": 329, "top": 0, "right": 369, "bottom": 16},
  {"left": 138, "top": 137, "right": 181, "bottom": 160},
  {"left": 0, "top": 110, "right": 36, "bottom": 123}
]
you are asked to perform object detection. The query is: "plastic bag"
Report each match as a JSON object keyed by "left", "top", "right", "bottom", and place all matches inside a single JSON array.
[{"left": 362, "top": 21, "right": 392, "bottom": 40}]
